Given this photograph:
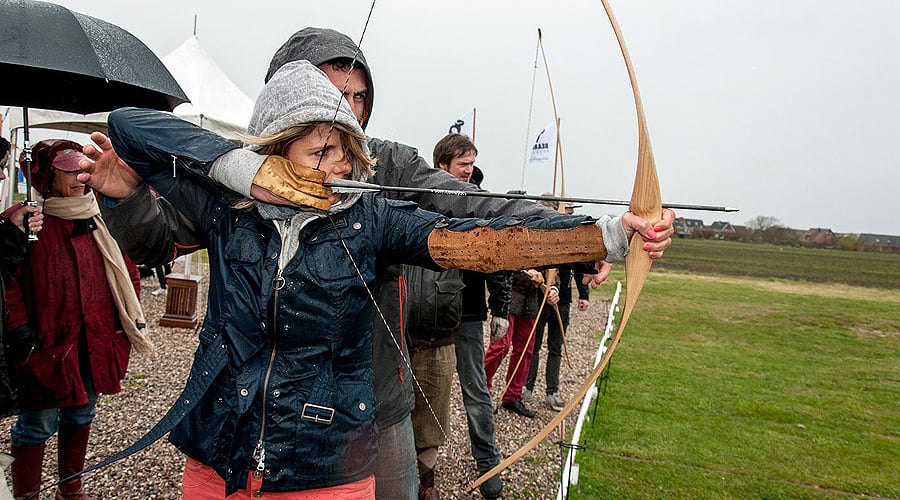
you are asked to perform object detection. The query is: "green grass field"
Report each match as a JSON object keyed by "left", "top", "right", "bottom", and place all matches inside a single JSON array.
[
  {"left": 568, "top": 240, "right": 899, "bottom": 499},
  {"left": 651, "top": 239, "right": 900, "bottom": 289}
]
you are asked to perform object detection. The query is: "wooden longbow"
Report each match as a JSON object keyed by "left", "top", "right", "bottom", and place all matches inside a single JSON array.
[{"left": 468, "top": 0, "right": 663, "bottom": 491}]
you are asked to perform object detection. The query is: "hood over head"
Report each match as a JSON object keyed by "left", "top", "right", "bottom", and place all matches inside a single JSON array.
[
  {"left": 266, "top": 27, "right": 375, "bottom": 129},
  {"left": 250, "top": 60, "right": 365, "bottom": 140}
]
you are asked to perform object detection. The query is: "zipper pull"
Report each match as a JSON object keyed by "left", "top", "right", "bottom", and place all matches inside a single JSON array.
[
  {"left": 171, "top": 155, "right": 177, "bottom": 178},
  {"left": 273, "top": 267, "right": 285, "bottom": 291},
  {"left": 253, "top": 441, "right": 266, "bottom": 471}
]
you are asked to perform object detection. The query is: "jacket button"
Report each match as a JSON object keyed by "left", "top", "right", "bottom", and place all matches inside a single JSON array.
[
  {"left": 273, "top": 390, "right": 280, "bottom": 397},
  {"left": 253, "top": 491, "right": 264, "bottom": 498},
  {"left": 259, "top": 322, "right": 266, "bottom": 331},
  {"left": 358, "top": 402, "right": 367, "bottom": 411},
  {"left": 226, "top": 468, "right": 232, "bottom": 475},
  {"left": 270, "top": 252, "right": 278, "bottom": 259},
  {"left": 240, "top": 389, "right": 249, "bottom": 397},
  {"left": 352, "top": 222, "right": 362, "bottom": 230}
]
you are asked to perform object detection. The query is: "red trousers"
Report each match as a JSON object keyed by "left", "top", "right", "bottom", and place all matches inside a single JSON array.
[
  {"left": 182, "top": 456, "right": 376, "bottom": 499},
  {"left": 483, "top": 314, "right": 537, "bottom": 404}
]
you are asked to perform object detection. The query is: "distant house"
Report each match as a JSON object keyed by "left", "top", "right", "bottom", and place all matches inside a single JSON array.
[
  {"left": 857, "top": 234, "right": 900, "bottom": 253},
  {"left": 707, "top": 221, "right": 737, "bottom": 239},
  {"left": 673, "top": 217, "right": 704, "bottom": 238},
  {"left": 804, "top": 228, "right": 837, "bottom": 248}
]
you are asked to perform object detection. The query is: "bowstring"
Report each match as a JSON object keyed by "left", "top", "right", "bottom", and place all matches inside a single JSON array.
[{"left": 314, "top": 0, "right": 450, "bottom": 444}]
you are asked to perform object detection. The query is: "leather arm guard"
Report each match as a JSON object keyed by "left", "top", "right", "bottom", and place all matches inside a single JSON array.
[
  {"left": 427, "top": 223, "right": 606, "bottom": 273},
  {"left": 252, "top": 156, "right": 331, "bottom": 211}
]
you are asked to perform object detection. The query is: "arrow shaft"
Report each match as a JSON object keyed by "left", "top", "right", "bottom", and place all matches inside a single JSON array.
[{"left": 327, "top": 179, "right": 738, "bottom": 212}]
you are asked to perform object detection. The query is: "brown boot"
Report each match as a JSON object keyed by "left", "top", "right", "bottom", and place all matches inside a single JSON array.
[
  {"left": 417, "top": 459, "right": 439, "bottom": 500},
  {"left": 55, "top": 425, "right": 94, "bottom": 500},
  {"left": 10, "top": 443, "right": 45, "bottom": 499}
]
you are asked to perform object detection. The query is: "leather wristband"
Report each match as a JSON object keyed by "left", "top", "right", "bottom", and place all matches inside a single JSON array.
[{"left": 427, "top": 223, "right": 606, "bottom": 273}]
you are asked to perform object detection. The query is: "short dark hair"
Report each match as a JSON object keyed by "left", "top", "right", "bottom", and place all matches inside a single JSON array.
[
  {"left": 432, "top": 133, "right": 477, "bottom": 169},
  {"left": 0, "top": 137, "right": 10, "bottom": 159}
]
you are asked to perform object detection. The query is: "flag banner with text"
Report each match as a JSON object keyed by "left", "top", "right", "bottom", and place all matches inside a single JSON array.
[{"left": 527, "top": 121, "right": 556, "bottom": 164}]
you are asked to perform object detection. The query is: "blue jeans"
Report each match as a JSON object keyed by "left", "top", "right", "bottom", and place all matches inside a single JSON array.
[
  {"left": 375, "top": 414, "right": 417, "bottom": 500},
  {"left": 11, "top": 389, "right": 98, "bottom": 447},
  {"left": 455, "top": 320, "right": 500, "bottom": 471}
]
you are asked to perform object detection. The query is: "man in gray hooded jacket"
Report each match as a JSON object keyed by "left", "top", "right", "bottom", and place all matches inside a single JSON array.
[{"left": 84, "top": 27, "right": 676, "bottom": 500}]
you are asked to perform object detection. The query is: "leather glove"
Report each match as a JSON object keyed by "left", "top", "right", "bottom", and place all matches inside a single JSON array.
[
  {"left": 489, "top": 316, "right": 509, "bottom": 344},
  {"left": 252, "top": 156, "right": 331, "bottom": 210}
]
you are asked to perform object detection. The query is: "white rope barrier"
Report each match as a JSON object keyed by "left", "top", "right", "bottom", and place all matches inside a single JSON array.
[{"left": 557, "top": 281, "right": 622, "bottom": 500}]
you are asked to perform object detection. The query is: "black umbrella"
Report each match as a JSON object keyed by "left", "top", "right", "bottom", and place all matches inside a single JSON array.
[
  {"left": 0, "top": 0, "right": 189, "bottom": 113},
  {"left": 0, "top": 0, "right": 189, "bottom": 239}
]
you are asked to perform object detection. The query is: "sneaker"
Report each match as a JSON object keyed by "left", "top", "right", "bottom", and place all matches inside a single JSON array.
[
  {"left": 545, "top": 392, "right": 566, "bottom": 412},
  {"left": 151, "top": 287, "right": 167, "bottom": 296},
  {"left": 501, "top": 398, "right": 535, "bottom": 418},
  {"left": 522, "top": 387, "right": 533, "bottom": 403}
]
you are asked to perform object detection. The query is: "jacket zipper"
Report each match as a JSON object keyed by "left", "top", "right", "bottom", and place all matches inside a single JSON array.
[{"left": 252, "top": 221, "right": 291, "bottom": 479}]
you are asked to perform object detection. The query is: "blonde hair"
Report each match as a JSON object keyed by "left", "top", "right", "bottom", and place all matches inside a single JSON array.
[{"left": 244, "top": 122, "right": 375, "bottom": 175}]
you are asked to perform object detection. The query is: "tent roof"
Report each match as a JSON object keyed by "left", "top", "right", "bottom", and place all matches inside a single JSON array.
[{"left": 162, "top": 35, "right": 253, "bottom": 139}]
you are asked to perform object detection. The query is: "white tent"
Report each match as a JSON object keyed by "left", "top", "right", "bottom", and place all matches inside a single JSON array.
[{"left": 162, "top": 35, "right": 253, "bottom": 141}]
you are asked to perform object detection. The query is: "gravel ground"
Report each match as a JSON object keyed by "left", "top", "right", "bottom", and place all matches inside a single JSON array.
[{"left": 2, "top": 264, "right": 611, "bottom": 499}]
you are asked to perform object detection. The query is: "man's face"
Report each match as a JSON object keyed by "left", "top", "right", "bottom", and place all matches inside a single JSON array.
[
  {"left": 318, "top": 63, "right": 369, "bottom": 124},
  {"left": 440, "top": 150, "right": 476, "bottom": 183}
]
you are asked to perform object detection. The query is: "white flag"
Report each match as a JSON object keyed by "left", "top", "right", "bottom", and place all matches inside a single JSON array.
[
  {"left": 447, "top": 109, "right": 475, "bottom": 139},
  {"left": 527, "top": 121, "right": 556, "bottom": 164}
]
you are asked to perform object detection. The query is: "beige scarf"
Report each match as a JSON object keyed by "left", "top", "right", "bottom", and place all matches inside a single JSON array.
[{"left": 38, "top": 190, "right": 154, "bottom": 354}]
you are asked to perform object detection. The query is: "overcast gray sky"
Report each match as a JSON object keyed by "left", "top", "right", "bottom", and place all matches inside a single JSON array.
[{"left": 16, "top": 0, "right": 900, "bottom": 234}]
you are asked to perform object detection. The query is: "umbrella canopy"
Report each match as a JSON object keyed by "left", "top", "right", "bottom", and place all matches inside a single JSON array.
[{"left": 0, "top": 0, "right": 189, "bottom": 114}]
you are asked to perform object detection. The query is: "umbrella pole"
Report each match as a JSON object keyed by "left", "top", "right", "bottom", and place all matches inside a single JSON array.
[{"left": 21, "top": 107, "right": 38, "bottom": 242}]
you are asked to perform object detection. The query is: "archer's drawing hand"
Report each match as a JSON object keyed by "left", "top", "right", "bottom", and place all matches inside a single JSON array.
[
  {"left": 252, "top": 156, "right": 331, "bottom": 211},
  {"left": 490, "top": 316, "right": 509, "bottom": 344},
  {"left": 78, "top": 132, "right": 143, "bottom": 199}
]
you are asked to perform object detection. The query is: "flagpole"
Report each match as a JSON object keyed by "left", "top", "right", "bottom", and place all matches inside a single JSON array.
[
  {"left": 471, "top": 107, "right": 476, "bottom": 144},
  {"left": 520, "top": 33, "right": 541, "bottom": 192},
  {"left": 538, "top": 28, "right": 566, "bottom": 204}
]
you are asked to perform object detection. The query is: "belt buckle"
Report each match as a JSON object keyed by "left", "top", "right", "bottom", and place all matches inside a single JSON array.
[{"left": 300, "top": 403, "right": 335, "bottom": 425}]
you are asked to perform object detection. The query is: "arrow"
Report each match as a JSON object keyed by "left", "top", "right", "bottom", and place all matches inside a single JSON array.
[{"left": 326, "top": 178, "right": 738, "bottom": 212}]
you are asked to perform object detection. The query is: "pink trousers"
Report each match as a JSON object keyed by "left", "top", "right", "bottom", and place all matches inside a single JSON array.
[
  {"left": 483, "top": 314, "right": 537, "bottom": 403},
  {"left": 181, "top": 456, "right": 376, "bottom": 499}
]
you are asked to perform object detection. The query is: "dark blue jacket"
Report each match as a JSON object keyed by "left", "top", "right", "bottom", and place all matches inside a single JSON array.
[{"left": 104, "top": 108, "right": 595, "bottom": 494}]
